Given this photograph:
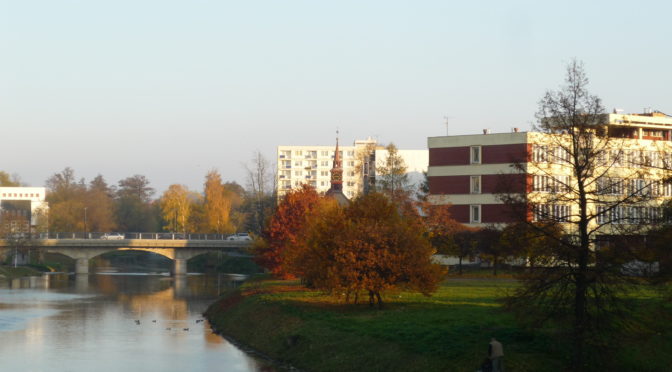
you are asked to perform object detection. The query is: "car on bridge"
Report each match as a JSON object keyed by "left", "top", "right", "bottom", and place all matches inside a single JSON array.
[
  {"left": 227, "top": 233, "right": 252, "bottom": 241},
  {"left": 101, "top": 233, "right": 125, "bottom": 240}
]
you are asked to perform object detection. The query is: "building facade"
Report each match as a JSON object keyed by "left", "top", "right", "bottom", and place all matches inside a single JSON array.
[
  {"left": 428, "top": 112, "right": 672, "bottom": 231},
  {"left": 277, "top": 138, "right": 428, "bottom": 199},
  {"left": 0, "top": 187, "right": 49, "bottom": 231}
]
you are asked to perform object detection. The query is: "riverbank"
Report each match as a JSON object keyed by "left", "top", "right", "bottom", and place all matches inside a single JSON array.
[
  {"left": 0, "top": 265, "right": 45, "bottom": 280},
  {"left": 205, "top": 276, "right": 671, "bottom": 372}
]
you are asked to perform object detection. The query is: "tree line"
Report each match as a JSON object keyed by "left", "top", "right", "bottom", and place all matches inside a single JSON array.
[{"left": 0, "top": 151, "right": 276, "bottom": 235}]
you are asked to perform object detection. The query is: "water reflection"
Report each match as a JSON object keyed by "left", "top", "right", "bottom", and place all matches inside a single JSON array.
[{"left": 0, "top": 273, "right": 268, "bottom": 372}]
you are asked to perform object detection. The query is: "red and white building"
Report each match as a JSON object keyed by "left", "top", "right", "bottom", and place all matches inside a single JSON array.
[
  {"left": 427, "top": 130, "right": 529, "bottom": 226},
  {"left": 428, "top": 112, "right": 672, "bottom": 228}
]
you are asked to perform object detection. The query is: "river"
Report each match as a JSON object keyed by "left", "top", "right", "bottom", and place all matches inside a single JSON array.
[{"left": 0, "top": 272, "right": 271, "bottom": 372}]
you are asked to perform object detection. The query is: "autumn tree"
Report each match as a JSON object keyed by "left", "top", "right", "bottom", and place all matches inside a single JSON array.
[
  {"left": 296, "top": 192, "right": 445, "bottom": 308},
  {"left": 0, "top": 171, "right": 21, "bottom": 186},
  {"left": 203, "top": 170, "right": 233, "bottom": 234},
  {"left": 254, "top": 184, "right": 321, "bottom": 278},
  {"left": 84, "top": 175, "right": 117, "bottom": 232},
  {"left": 45, "top": 167, "right": 87, "bottom": 231},
  {"left": 160, "top": 184, "right": 191, "bottom": 234},
  {"left": 422, "top": 202, "right": 472, "bottom": 271}
]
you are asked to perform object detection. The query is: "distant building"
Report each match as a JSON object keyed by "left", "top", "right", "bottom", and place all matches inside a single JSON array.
[
  {"left": 276, "top": 138, "right": 428, "bottom": 200},
  {"left": 0, "top": 187, "right": 49, "bottom": 232}
]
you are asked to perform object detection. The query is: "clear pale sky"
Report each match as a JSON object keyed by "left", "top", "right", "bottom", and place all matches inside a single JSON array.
[{"left": 1, "top": 1, "right": 670, "bottom": 194}]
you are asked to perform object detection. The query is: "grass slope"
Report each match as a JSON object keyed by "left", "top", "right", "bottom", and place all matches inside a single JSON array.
[{"left": 205, "top": 276, "right": 671, "bottom": 372}]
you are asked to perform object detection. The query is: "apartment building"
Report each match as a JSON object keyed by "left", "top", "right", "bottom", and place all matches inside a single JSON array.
[
  {"left": 427, "top": 112, "right": 672, "bottom": 230},
  {"left": 276, "top": 138, "right": 428, "bottom": 199}
]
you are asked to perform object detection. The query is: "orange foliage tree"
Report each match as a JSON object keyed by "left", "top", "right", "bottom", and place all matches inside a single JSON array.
[
  {"left": 422, "top": 202, "right": 475, "bottom": 274},
  {"left": 295, "top": 192, "right": 445, "bottom": 307},
  {"left": 254, "top": 184, "right": 321, "bottom": 279}
]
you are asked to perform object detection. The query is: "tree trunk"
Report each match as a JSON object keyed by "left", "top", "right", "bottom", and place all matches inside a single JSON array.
[
  {"left": 375, "top": 292, "right": 383, "bottom": 309},
  {"left": 458, "top": 255, "right": 463, "bottom": 275},
  {"left": 368, "top": 290, "right": 375, "bottom": 307},
  {"left": 492, "top": 256, "right": 498, "bottom": 276}
]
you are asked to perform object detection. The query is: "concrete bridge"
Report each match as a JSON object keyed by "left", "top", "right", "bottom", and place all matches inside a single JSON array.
[{"left": 0, "top": 238, "right": 253, "bottom": 276}]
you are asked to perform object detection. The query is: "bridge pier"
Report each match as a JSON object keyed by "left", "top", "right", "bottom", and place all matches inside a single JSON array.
[
  {"left": 173, "top": 258, "right": 187, "bottom": 276},
  {"left": 75, "top": 258, "right": 89, "bottom": 275}
]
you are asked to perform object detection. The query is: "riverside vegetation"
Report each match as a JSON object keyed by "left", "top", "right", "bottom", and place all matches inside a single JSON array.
[{"left": 205, "top": 274, "right": 672, "bottom": 372}]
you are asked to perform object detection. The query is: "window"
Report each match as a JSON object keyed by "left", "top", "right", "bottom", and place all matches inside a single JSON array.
[
  {"left": 347, "top": 161, "right": 355, "bottom": 167},
  {"left": 470, "top": 146, "right": 481, "bottom": 164},
  {"left": 348, "top": 171, "right": 356, "bottom": 177},
  {"left": 470, "top": 205, "right": 481, "bottom": 223},
  {"left": 533, "top": 204, "right": 570, "bottom": 222},
  {"left": 347, "top": 181, "right": 356, "bottom": 187},
  {"left": 347, "top": 151, "right": 354, "bottom": 157},
  {"left": 294, "top": 171, "right": 302, "bottom": 176},
  {"left": 294, "top": 160, "right": 302, "bottom": 166},
  {"left": 320, "top": 171, "right": 329, "bottom": 176},
  {"left": 532, "top": 145, "right": 548, "bottom": 163},
  {"left": 321, "top": 151, "right": 329, "bottom": 157},
  {"left": 470, "top": 176, "right": 481, "bottom": 194},
  {"left": 321, "top": 161, "right": 329, "bottom": 167},
  {"left": 295, "top": 150, "right": 303, "bottom": 156}
]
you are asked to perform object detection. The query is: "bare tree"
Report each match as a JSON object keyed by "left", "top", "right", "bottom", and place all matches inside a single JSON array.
[
  {"left": 499, "top": 60, "right": 671, "bottom": 370},
  {"left": 243, "top": 151, "right": 276, "bottom": 234}
]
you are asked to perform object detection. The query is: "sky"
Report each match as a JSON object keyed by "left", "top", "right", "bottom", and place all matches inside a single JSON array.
[{"left": 1, "top": 0, "right": 671, "bottom": 195}]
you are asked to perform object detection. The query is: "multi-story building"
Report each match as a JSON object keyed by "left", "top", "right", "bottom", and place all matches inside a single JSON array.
[
  {"left": 428, "top": 112, "right": 672, "bottom": 231},
  {"left": 276, "top": 138, "right": 428, "bottom": 199}
]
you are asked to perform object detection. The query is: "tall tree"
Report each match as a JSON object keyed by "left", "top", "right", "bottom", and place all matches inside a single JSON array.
[
  {"left": 203, "top": 170, "right": 233, "bottom": 234},
  {"left": 376, "top": 143, "right": 410, "bottom": 201},
  {"left": 500, "top": 60, "right": 670, "bottom": 369},
  {"left": 116, "top": 175, "right": 157, "bottom": 232},
  {"left": 160, "top": 184, "right": 191, "bottom": 234},
  {"left": 84, "top": 175, "right": 117, "bottom": 232},
  {"left": 243, "top": 151, "right": 276, "bottom": 234}
]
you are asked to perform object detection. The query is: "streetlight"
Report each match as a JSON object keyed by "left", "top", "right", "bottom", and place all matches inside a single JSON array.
[{"left": 84, "top": 207, "right": 88, "bottom": 239}]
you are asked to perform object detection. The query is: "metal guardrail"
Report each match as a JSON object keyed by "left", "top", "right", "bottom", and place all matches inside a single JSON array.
[{"left": 7, "top": 233, "right": 246, "bottom": 241}]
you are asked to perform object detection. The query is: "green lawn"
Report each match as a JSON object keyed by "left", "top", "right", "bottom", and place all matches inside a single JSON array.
[{"left": 206, "top": 276, "right": 671, "bottom": 372}]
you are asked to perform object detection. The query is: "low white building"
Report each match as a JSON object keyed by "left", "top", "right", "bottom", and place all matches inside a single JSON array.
[{"left": 0, "top": 187, "right": 49, "bottom": 230}]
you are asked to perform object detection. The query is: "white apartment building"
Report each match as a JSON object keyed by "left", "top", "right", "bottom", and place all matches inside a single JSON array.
[{"left": 276, "top": 138, "right": 428, "bottom": 199}]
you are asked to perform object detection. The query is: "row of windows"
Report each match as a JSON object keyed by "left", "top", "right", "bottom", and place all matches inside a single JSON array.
[
  {"left": 597, "top": 149, "right": 666, "bottom": 168},
  {"left": 279, "top": 150, "right": 356, "bottom": 158},
  {"left": 532, "top": 145, "right": 670, "bottom": 169},
  {"left": 279, "top": 170, "right": 357, "bottom": 178},
  {"left": 1, "top": 193, "right": 41, "bottom": 199},
  {"left": 596, "top": 178, "right": 672, "bottom": 197},
  {"left": 596, "top": 205, "right": 665, "bottom": 225},
  {"left": 280, "top": 180, "right": 358, "bottom": 189}
]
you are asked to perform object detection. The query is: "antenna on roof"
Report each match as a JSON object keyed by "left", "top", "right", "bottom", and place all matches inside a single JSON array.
[{"left": 443, "top": 115, "right": 452, "bottom": 136}]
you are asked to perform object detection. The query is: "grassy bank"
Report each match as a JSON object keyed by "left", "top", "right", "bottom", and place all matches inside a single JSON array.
[
  {"left": 0, "top": 265, "right": 45, "bottom": 280},
  {"left": 205, "top": 277, "right": 672, "bottom": 372}
]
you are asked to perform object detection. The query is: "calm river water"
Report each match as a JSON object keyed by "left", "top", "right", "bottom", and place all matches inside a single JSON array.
[{"left": 0, "top": 273, "right": 270, "bottom": 372}]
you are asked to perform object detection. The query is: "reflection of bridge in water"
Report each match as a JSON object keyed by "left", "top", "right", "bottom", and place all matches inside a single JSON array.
[{"left": 0, "top": 238, "right": 253, "bottom": 275}]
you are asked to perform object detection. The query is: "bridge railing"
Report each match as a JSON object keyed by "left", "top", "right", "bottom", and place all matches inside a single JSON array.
[{"left": 25, "top": 233, "right": 240, "bottom": 241}]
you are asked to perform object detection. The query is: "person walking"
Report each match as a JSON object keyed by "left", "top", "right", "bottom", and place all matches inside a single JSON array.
[{"left": 488, "top": 337, "right": 504, "bottom": 372}]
